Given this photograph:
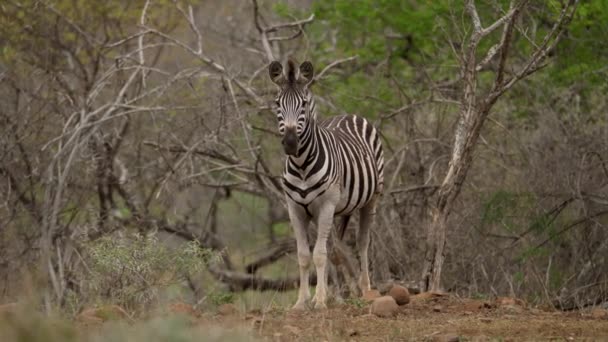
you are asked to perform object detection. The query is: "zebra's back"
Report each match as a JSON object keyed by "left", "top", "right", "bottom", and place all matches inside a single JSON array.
[{"left": 321, "top": 115, "right": 384, "bottom": 215}]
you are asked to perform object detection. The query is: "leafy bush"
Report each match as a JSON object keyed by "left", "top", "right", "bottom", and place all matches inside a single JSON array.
[{"left": 81, "top": 233, "right": 218, "bottom": 310}]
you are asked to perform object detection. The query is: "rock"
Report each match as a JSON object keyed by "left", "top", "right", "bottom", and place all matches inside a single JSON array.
[
  {"left": 388, "top": 285, "right": 410, "bottom": 305},
  {"left": 433, "top": 333, "right": 460, "bottom": 342},
  {"left": 590, "top": 308, "right": 607, "bottom": 319},
  {"left": 370, "top": 296, "right": 399, "bottom": 317},
  {"left": 218, "top": 303, "right": 238, "bottom": 316},
  {"left": 432, "top": 305, "right": 443, "bottom": 312},
  {"left": 495, "top": 297, "right": 526, "bottom": 307},
  {"left": 362, "top": 289, "right": 381, "bottom": 302}
]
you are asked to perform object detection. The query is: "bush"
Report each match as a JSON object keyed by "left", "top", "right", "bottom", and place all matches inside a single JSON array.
[{"left": 81, "top": 233, "right": 218, "bottom": 311}]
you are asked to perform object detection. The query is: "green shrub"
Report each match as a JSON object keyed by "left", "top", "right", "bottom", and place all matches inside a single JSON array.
[
  {"left": 209, "top": 291, "right": 235, "bottom": 306},
  {"left": 82, "top": 233, "right": 218, "bottom": 310}
]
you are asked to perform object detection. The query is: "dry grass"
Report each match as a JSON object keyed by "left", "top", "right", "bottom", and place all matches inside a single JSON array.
[{"left": 2, "top": 294, "right": 608, "bottom": 341}]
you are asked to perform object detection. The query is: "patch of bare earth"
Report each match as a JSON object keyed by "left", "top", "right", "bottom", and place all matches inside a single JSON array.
[{"left": 239, "top": 294, "right": 608, "bottom": 341}]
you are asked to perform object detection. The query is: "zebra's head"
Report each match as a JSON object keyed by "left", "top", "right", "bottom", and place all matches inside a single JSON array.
[{"left": 268, "top": 60, "right": 315, "bottom": 156}]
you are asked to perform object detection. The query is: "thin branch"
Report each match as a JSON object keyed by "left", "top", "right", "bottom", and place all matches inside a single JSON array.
[
  {"left": 265, "top": 14, "right": 315, "bottom": 33},
  {"left": 314, "top": 55, "right": 358, "bottom": 81},
  {"left": 390, "top": 184, "right": 440, "bottom": 195},
  {"left": 138, "top": 0, "right": 151, "bottom": 88},
  {"left": 490, "top": 0, "right": 579, "bottom": 100}
]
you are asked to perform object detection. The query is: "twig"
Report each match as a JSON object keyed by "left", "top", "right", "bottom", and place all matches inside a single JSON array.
[{"left": 315, "top": 56, "right": 358, "bottom": 81}]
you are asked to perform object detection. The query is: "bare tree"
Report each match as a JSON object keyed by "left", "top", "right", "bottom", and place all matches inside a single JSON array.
[{"left": 421, "top": 0, "right": 580, "bottom": 292}]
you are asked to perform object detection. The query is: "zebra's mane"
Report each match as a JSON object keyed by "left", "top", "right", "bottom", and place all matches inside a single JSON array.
[{"left": 286, "top": 59, "right": 297, "bottom": 85}]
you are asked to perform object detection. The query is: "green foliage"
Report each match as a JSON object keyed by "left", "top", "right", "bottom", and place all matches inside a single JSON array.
[
  {"left": 345, "top": 297, "right": 367, "bottom": 309},
  {"left": 272, "top": 2, "right": 292, "bottom": 18},
  {"left": 471, "top": 292, "right": 489, "bottom": 300},
  {"left": 480, "top": 190, "right": 537, "bottom": 234},
  {"left": 271, "top": 222, "right": 291, "bottom": 237},
  {"left": 313, "top": 1, "right": 455, "bottom": 63},
  {"left": 84, "top": 233, "right": 217, "bottom": 310},
  {"left": 208, "top": 291, "right": 235, "bottom": 306},
  {"left": 273, "top": 0, "right": 607, "bottom": 122},
  {"left": 303, "top": 1, "right": 459, "bottom": 119},
  {"left": 549, "top": 0, "right": 608, "bottom": 85},
  {"left": 0, "top": 0, "right": 185, "bottom": 70},
  {"left": 517, "top": 245, "right": 549, "bottom": 263}
]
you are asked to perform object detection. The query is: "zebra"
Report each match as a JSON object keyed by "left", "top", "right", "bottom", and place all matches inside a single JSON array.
[{"left": 268, "top": 60, "right": 384, "bottom": 310}]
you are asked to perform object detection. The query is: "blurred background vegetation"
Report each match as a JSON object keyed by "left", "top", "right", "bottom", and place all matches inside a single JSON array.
[{"left": 0, "top": 0, "right": 606, "bottom": 328}]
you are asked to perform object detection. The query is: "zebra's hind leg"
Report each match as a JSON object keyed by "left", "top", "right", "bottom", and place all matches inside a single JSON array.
[
  {"left": 287, "top": 200, "right": 312, "bottom": 310},
  {"left": 358, "top": 198, "right": 378, "bottom": 293}
]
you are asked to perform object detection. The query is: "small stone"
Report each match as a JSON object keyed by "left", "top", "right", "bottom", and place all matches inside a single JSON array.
[
  {"left": 432, "top": 305, "right": 443, "bottom": 312},
  {"left": 591, "top": 308, "right": 608, "bottom": 319},
  {"left": 388, "top": 285, "right": 410, "bottom": 305},
  {"left": 495, "top": 297, "right": 526, "bottom": 307},
  {"left": 370, "top": 296, "right": 399, "bottom": 317},
  {"left": 218, "top": 303, "right": 238, "bottom": 316},
  {"left": 362, "top": 289, "right": 381, "bottom": 302}
]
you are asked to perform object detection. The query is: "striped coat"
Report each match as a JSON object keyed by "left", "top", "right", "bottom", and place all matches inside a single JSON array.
[{"left": 282, "top": 113, "right": 384, "bottom": 223}]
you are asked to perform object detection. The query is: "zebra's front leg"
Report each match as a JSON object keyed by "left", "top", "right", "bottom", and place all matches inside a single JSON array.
[
  {"left": 312, "top": 202, "right": 336, "bottom": 310},
  {"left": 287, "top": 200, "right": 312, "bottom": 310}
]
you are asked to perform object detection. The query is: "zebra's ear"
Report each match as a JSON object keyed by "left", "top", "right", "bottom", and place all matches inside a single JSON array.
[
  {"left": 269, "top": 61, "right": 284, "bottom": 85},
  {"left": 299, "top": 61, "right": 314, "bottom": 86}
]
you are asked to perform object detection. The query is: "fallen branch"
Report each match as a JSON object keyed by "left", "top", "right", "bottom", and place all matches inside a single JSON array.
[
  {"left": 209, "top": 266, "right": 317, "bottom": 292},
  {"left": 245, "top": 238, "right": 296, "bottom": 274}
]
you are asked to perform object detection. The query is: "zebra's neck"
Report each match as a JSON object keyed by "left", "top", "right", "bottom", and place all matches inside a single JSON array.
[
  {"left": 288, "top": 120, "right": 318, "bottom": 166},
  {"left": 286, "top": 103, "right": 324, "bottom": 175}
]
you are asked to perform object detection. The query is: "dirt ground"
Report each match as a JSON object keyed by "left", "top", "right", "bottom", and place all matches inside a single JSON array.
[{"left": 196, "top": 293, "right": 608, "bottom": 341}]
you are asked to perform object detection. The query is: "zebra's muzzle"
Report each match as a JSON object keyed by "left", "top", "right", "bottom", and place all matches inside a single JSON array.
[{"left": 282, "top": 129, "right": 298, "bottom": 156}]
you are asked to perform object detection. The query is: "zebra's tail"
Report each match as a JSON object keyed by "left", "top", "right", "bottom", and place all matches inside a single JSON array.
[{"left": 336, "top": 215, "right": 352, "bottom": 240}]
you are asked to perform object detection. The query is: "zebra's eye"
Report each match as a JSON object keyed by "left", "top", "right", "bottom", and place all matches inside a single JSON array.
[
  {"left": 301, "top": 100, "right": 308, "bottom": 107},
  {"left": 275, "top": 100, "right": 280, "bottom": 107}
]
